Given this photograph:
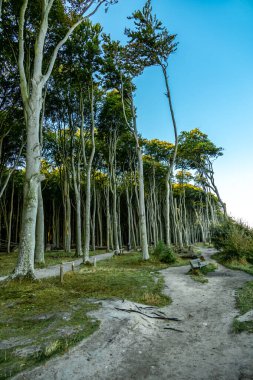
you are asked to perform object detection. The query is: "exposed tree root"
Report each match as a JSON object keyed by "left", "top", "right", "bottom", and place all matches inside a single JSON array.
[{"left": 114, "top": 307, "right": 182, "bottom": 321}]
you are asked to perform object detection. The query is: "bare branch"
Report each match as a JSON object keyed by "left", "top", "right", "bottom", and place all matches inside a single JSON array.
[{"left": 42, "top": 1, "right": 105, "bottom": 85}]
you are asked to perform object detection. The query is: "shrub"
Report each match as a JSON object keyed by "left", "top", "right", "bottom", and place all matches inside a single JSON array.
[
  {"left": 153, "top": 241, "right": 176, "bottom": 264},
  {"left": 211, "top": 219, "right": 253, "bottom": 261}
]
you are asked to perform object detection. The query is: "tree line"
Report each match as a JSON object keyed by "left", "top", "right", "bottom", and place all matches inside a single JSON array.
[{"left": 0, "top": 0, "right": 225, "bottom": 278}]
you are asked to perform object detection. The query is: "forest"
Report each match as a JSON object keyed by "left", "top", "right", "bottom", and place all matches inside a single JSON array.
[
  {"left": 0, "top": 0, "right": 226, "bottom": 278},
  {"left": 1, "top": 1, "right": 253, "bottom": 379}
]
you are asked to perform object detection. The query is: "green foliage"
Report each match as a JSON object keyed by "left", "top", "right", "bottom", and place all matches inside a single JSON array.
[
  {"left": 233, "top": 281, "right": 253, "bottom": 333},
  {"left": 211, "top": 219, "right": 253, "bottom": 261},
  {"left": 153, "top": 241, "right": 176, "bottom": 264},
  {"left": 125, "top": 0, "right": 178, "bottom": 72}
]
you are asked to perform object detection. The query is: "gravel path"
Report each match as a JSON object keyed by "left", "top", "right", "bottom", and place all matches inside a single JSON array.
[
  {"left": 14, "top": 247, "right": 253, "bottom": 380},
  {"left": 0, "top": 252, "right": 114, "bottom": 282}
]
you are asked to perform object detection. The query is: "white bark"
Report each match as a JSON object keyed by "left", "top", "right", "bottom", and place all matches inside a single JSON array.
[
  {"left": 83, "top": 85, "right": 96, "bottom": 262},
  {"left": 35, "top": 183, "right": 45, "bottom": 264},
  {"left": 14, "top": 0, "right": 108, "bottom": 278}
]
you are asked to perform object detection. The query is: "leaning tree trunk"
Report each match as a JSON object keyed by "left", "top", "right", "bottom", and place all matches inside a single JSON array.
[{"left": 161, "top": 65, "right": 179, "bottom": 247}]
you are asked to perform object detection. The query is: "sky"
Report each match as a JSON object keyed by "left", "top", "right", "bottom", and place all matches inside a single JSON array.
[{"left": 94, "top": 0, "right": 253, "bottom": 226}]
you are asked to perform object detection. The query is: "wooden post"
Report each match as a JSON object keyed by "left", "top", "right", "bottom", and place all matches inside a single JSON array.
[
  {"left": 60, "top": 264, "right": 64, "bottom": 283},
  {"left": 72, "top": 262, "right": 75, "bottom": 272}
]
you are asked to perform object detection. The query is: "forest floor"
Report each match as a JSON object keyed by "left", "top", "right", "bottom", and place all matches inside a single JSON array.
[{"left": 12, "top": 247, "right": 253, "bottom": 380}]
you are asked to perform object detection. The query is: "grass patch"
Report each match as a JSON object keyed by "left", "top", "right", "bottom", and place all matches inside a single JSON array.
[
  {"left": 233, "top": 281, "right": 253, "bottom": 333},
  {"left": 0, "top": 278, "right": 99, "bottom": 379},
  {"left": 212, "top": 252, "right": 253, "bottom": 276},
  {"left": 187, "top": 263, "right": 217, "bottom": 284},
  {"left": 0, "top": 251, "right": 172, "bottom": 378},
  {"left": 0, "top": 250, "right": 107, "bottom": 276}
]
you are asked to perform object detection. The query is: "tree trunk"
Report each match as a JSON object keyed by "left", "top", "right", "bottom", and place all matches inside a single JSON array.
[
  {"left": 137, "top": 147, "right": 149, "bottom": 260},
  {"left": 13, "top": 92, "right": 42, "bottom": 278},
  {"left": 7, "top": 179, "right": 14, "bottom": 253},
  {"left": 35, "top": 183, "right": 45, "bottom": 264}
]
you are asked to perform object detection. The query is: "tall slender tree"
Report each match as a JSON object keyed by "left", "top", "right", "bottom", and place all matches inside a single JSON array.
[
  {"left": 10, "top": 0, "right": 117, "bottom": 278},
  {"left": 125, "top": 0, "right": 178, "bottom": 245}
]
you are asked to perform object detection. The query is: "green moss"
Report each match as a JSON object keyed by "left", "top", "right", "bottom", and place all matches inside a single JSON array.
[{"left": 0, "top": 278, "right": 99, "bottom": 379}]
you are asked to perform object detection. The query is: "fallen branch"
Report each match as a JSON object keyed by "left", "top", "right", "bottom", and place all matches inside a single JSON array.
[
  {"left": 114, "top": 307, "right": 181, "bottom": 321},
  {"left": 164, "top": 327, "right": 184, "bottom": 333}
]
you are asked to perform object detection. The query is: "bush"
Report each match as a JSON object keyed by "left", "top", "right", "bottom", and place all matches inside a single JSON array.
[
  {"left": 211, "top": 219, "right": 253, "bottom": 261},
  {"left": 153, "top": 241, "right": 176, "bottom": 264}
]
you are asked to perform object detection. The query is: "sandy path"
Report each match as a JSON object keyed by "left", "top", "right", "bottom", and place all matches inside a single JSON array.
[
  {"left": 14, "top": 248, "right": 253, "bottom": 380},
  {"left": 0, "top": 252, "right": 114, "bottom": 282}
]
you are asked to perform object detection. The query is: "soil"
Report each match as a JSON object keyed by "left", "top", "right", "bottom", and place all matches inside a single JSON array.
[{"left": 13, "top": 248, "right": 253, "bottom": 380}]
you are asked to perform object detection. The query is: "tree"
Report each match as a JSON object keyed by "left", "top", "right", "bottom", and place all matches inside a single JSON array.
[
  {"left": 125, "top": 0, "right": 178, "bottom": 245},
  {"left": 8, "top": 0, "right": 117, "bottom": 278},
  {"left": 177, "top": 128, "right": 226, "bottom": 216}
]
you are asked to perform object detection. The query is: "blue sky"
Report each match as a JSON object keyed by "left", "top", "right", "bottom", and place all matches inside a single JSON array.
[{"left": 94, "top": 0, "right": 253, "bottom": 226}]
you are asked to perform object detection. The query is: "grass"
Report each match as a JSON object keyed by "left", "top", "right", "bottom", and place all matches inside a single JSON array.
[
  {"left": 233, "top": 281, "right": 253, "bottom": 333},
  {"left": 188, "top": 263, "right": 217, "bottom": 284},
  {"left": 0, "top": 251, "right": 176, "bottom": 378},
  {"left": 0, "top": 278, "right": 100, "bottom": 379},
  {"left": 0, "top": 249, "right": 107, "bottom": 276},
  {"left": 212, "top": 252, "right": 253, "bottom": 276}
]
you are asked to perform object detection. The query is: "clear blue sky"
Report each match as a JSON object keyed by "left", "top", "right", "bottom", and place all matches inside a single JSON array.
[{"left": 94, "top": 0, "right": 253, "bottom": 226}]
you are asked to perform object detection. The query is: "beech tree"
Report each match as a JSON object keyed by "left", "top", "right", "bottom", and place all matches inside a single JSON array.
[
  {"left": 7, "top": 0, "right": 117, "bottom": 278},
  {"left": 125, "top": 0, "right": 178, "bottom": 245}
]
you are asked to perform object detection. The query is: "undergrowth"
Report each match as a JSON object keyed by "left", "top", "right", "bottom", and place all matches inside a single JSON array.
[
  {"left": 212, "top": 253, "right": 253, "bottom": 276},
  {"left": 233, "top": 281, "right": 253, "bottom": 333}
]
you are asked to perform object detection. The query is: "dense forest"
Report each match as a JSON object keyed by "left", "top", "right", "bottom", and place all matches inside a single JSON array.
[{"left": 0, "top": 0, "right": 226, "bottom": 278}]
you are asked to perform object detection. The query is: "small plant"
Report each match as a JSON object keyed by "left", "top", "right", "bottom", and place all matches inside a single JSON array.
[
  {"left": 211, "top": 219, "right": 253, "bottom": 262},
  {"left": 153, "top": 241, "right": 176, "bottom": 264}
]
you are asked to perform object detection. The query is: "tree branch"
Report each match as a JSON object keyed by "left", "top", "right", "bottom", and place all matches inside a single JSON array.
[
  {"left": 42, "top": 1, "right": 105, "bottom": 85},
  {"left": 18, "top": 0, "right": 29, "bottom": 103}
]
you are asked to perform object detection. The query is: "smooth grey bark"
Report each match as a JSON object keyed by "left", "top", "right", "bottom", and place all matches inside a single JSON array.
[
  {"left": 14, "top": 0, "right": 108, "bottom": 278},
  {"left": 35, "top": 183, "right": 45, "bottom": 264},
  {"left": 71, "top": 152, "right": 82, "bottom": 257},
  {"left": 121, "top": 83, "right": 149, "bottom": 260},
  {"left": 109, "top": 131, "right": 120, "bottom": 254},
  {"left": 97, "top": 190, "right": 103, "bottom": 247},
  {"left": 83, "top": 86, "right": 96, "bottom": 263},
  {"left": 91, "top": 183, "right": 96, "bottom": 252},
  {"left": 161, "top": 65, "right": 179, "bottom": 247},
  {"left": 7, "top": 179, "right": 14, "bottom": 253},
  {"left": 63, "top": 176, "right": 71, "bottom": 253},
  {"left": 105, "top": 183, "right": 111, "bottom": 251}
]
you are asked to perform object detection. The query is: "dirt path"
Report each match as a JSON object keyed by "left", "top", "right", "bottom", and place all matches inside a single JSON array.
[
  {"left": 0, "top": 252, "right": 114, "bottom": 282},
  {"left": 14, "top": 248, "right": 253, "bottom": 380}
]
